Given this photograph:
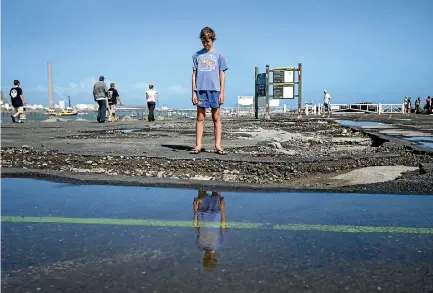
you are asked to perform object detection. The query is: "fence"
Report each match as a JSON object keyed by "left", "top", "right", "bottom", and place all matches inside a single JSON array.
[{"left": 305, "top": 103, "right": 404, "bottom": 115}]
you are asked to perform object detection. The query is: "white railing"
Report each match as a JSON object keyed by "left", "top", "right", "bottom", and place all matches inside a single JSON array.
[
  {"left": 378, "top": 104, "right": 404, "bottom": 114},
  {"left": 305, "top": 103, "right": 405, "bottom": 115}
]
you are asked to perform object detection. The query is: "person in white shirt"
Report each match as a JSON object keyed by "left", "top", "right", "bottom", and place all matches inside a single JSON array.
[
  {"left": 323, "top": 90, "right": 331, "bottom": 118},
  {"left": 146, "top": 84, "right": 157, "bottom": 122}
]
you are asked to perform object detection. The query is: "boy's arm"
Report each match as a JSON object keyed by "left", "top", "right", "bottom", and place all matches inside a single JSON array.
[
  {"left": 191, "top": 54, "right": 198, "bottom": 103},
  {"left": 19, "top": 89, "right": 25, "bottom": 105},
  {"left": 193, "top": 198, "right": 199, "bottom": 230},
  {"left": 219, "top": 71, "right": 225, "bottom": 103},
  {"left": 218, "top": 54, "right": 228, "bottom": 103},
  {"left": 220, "top": 197, "right": 226, "bottom": 231},
  {"left": 192, "top": 69, "right": 197, "bottom": 102}
]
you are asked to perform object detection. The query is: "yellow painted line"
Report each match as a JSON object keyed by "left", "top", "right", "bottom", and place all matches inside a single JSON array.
[{"left": 2, "top": 216, "right": 433, "bottom": 234}]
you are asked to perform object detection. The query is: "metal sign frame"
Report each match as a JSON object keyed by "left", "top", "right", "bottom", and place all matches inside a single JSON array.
[{"left": 254, "top": 63, "right": 303, "bottom": 120}]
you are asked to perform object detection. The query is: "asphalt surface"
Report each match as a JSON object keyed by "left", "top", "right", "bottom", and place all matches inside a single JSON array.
[
  {"left": 2, "top": 178, "right": 433, "bottom": 293},
  {"left": 1, "top": 114, "right": 433, "bottom": 194}
]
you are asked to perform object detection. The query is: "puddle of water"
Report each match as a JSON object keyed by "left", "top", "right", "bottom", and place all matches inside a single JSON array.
[
  {"left": 335, "top": 120, "right": 393, "bottom": 128},
  {"left": 120, "top": 128, "right": 141, "bottom": 133},
  {"left": 381, "top": 133, "right": 433, "bottom": 149},
  {"left": 1, "top": 178, "right": 433, "bottom": 291},
  {"left": 406, "top": 136, "right": 433, "bottom": 142},
  {"left": 418, "top": 141, "right": 433, "bottom": 149}
]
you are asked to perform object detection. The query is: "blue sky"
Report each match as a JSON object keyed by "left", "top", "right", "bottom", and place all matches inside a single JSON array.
[{"left": 2, "top": 0, "right": 432, "bottom": 108}]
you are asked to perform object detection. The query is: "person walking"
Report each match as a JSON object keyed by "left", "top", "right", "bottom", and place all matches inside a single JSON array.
[
  {"left": 107, "top": 82, "right": 122, "bottom": 122},
  {"left": 93, "top": 76, "right": 108, "bottom": 123},
  {"left": 322, "top": 90, "right": 331, "bottom": 118},
  {"left": 415, "top": 97, "right": 421, "bottom": 114},
  {"left": 9, "top": 80, "right": 25, "bottom": 123},
  {"left": 146, "top": 84, "right": 157, "bottom": 122}
]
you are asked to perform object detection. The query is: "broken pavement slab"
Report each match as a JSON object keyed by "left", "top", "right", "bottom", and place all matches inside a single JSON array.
[{"left": 331, "top": 165, "right": 419, "bottom": 186}]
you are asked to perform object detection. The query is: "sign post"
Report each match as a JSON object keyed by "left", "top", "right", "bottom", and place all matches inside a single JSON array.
[
  {"left": 297, "top": 63, "right": 302, "bottom": 120},
  {"left": 265, "top": 65, "right": 270, "bottom": 120},
  {"left": 254, "top": 63, "right": 303, "bottom": 120},
  {"left": 254, "top": 68, "right": 266, "bottom": 119},
  {"left": 254, "top": 67, "right": 259, "bottom": 119},
  {"left": 237, "top": 96, "right": 254, "bottom": 117}
]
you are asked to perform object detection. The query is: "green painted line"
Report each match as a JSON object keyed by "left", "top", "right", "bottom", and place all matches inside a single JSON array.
[
  {"left": 1, "top": 216, "right": 261, "bottom": 229},
  {"left": 274, "top": 224, "right": 433, "bottom": 234},
  {"left": 2, "top": 216, "right": 433, "bottom": 234}
]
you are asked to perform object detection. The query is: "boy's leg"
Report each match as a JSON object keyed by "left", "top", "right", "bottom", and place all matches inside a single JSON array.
[
  {"left": 209, "top": 91, "right": 223, "bottom": 152},
  {"left": 194, "top": 106, "right": 206, "bottom": 151},
  {"left": 11, "top": 107, "right": 19, "bottom": 122},
  {"left": 110, "top": 105, "right": 115, "bottom": 121},
  {"left": 211, "top": 107, "right": 222, "bottom": 150},
  {"left": 108, "top": 105, "right": 112, "bottom": 121}
]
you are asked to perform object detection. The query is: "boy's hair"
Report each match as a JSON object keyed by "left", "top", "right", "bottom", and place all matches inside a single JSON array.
[
  {"left": 13, "top": 80, "right": 20, "bottom": 86},
  {"left": 149, "top": 84, "right": 154, "bottom": 89},
  {"left": 199, "top": 27, "right": 216, "bottom": 41},
  {"left": 203, "top": 249, "right": 216, "bottom": 270},
  {"left": 110, "top": 82, "right": 115, "bottom": 87}
]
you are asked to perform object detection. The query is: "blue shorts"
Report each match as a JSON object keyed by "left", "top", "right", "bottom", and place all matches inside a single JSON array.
[
  {"left": 196, "top": 90, "right": 220, "bottom": 109},
  {"left": 198, "top": 195, "right": 221, "bottom": 212}
]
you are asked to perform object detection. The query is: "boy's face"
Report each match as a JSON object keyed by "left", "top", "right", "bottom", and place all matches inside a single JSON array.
[{"left": 201, "top": 38, "right": 213, "bottom": 51}]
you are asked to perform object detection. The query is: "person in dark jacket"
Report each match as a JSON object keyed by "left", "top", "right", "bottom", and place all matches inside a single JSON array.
[
  {"left": 107, "top": 82, "right": 123, "bottom": 122},
  {"left": 93, "top": 76, "right": 108, "bottom": 122},
  {"left": 9, "top": 80, "right": 25, "bottom": 123}
]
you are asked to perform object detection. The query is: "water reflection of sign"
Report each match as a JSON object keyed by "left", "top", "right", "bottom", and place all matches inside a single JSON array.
[
  {"left": 237, "top": 96, "right": 254, "bottom": 106},
  {"left": 257, "top": 73, "right": 266, "bottom": 97}
]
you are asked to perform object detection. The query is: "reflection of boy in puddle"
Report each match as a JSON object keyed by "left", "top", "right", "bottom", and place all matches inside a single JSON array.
[{"left": 193, "top": 190, "right": 227, "bottom": 270}]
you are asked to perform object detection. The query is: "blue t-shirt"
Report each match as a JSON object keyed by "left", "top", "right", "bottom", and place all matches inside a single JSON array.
[
  {"left": 192, "top": 49, "right": 228, "bottom": 92},
  {"left": 10, "top": 87, "right": 23, "bottom": 107}
]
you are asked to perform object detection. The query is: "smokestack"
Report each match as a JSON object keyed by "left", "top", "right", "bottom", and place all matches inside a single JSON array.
[{"left": 47, "top": 61, "right": 54, "bottom": 108}]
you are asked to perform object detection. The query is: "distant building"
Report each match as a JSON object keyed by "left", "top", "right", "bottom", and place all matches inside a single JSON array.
[
  {"left": 75, "top": 104, "right": 97, "bottom": 110},
  {"left": 59, "top": 100, "right": 65, "bottom": 109}
]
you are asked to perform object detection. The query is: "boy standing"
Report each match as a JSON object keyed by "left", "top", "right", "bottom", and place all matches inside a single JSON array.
[
  {"left": 10, "top": 80, "right": 25, "bottom": 123},
  {"left": 190, "top": 27, "right": 228, "bottom": 155}
]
